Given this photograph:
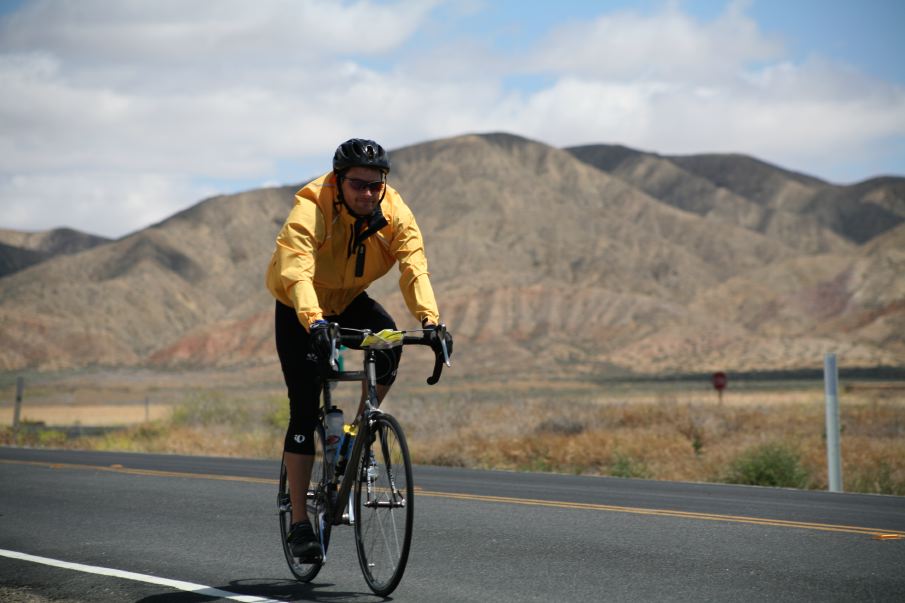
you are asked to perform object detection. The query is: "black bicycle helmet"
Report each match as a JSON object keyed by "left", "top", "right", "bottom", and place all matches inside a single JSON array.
[{"left": 333, "top": 138, "right": 391, "bottom": 174}]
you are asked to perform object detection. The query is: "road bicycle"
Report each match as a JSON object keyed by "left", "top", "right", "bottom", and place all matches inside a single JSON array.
[{"left": 277, "top": 323, "right": 450, "bottom": 596}]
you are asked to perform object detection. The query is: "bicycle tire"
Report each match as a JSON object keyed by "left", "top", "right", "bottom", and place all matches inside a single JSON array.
[
  {"left": 278, "top": 423, "right": 332, "bottom": 581},
  {"left": 353, "top": 413, "right": 414, "bottom": 596}
]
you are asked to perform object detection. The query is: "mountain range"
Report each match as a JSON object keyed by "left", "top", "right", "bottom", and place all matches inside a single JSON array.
[
  {"left": 0, "top": 228, "right": 110, "bottom": 278},
  {"left": 1, "top": 133, "right": 903, "bottom": 378}
]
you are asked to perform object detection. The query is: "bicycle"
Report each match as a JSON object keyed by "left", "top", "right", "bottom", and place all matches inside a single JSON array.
[{"left": 277, "top": 323, "right": 451, "bottom": 596}]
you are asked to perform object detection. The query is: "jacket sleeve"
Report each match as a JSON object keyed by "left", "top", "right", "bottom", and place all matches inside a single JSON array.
[
  {"left": 391, "top": 201, "right": 440, "bottom": 325},
  {"left": 273, "top": 189, "right": 326, "bottom": 329}
]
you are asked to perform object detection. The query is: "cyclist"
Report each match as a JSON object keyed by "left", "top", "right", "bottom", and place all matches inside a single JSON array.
[{"left": 266, "top": 138, "right": 453, "bottom": 560}]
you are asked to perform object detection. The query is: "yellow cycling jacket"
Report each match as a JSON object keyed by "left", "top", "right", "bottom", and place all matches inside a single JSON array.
[{"left": 266, "top": 172, "right": 440, "bottom": 330}]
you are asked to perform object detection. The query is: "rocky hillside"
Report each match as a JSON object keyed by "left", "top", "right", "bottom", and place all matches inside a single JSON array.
[
  {"left": 1, "top": 133, "right": 902, "bottom": 377},
  {"left": 566, "top": 145, "right": 901, "bottom": 251},
  {"left": 0, "top": 228, "right": 111, "bottom": 277}
]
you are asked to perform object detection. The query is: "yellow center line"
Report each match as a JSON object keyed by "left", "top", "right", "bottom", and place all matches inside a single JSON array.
[
  {"left": 5, "top": 458, "right": 903, "bottom": 538},
  {"left": 1, "top": 458, "right": 277, "bottom": 485},
  {"left": 415, "top": 489, "right": 905, "bottom": 537}
]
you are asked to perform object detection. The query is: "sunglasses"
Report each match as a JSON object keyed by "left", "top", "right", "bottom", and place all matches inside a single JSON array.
[{"left": 345, "top": 178, "right": 386, "bottom": 193}]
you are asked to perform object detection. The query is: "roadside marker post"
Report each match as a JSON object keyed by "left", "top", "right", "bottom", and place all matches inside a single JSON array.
[
  {"left": 824, "top": 353, "right": 843, "bottom": 493},
  {"left": 13, "top": 376, "right": 24, "bottom": 432},
  {"left": 712, "top": 371, "right": 727, "bottom": 404}
]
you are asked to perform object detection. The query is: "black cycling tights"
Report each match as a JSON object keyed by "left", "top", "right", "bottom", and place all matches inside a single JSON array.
[{"left": 275, "top": 293, "right": 401, "bottom": 455}]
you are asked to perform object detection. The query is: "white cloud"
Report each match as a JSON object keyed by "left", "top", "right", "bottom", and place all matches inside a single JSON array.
[
  {"left": 489, "top": 61, "right": 905, "bottom": 180},
  {"left": 526, "top": 1, "right": 783, "bottom": 83},
  {"left": 497, "top": 3, "right": 905, "bottom": 181},
  {"left": 0, "top": 0, "right": 903, "bottom": 237},
  {"left": 0, "top": 1, "right": 444, "bottom": 236},
  {"left": 0, "top": 171, "right": 214, "bottom": 238},
  {"left": 0, "top": 0, "right": 437, "bottom": 68}
]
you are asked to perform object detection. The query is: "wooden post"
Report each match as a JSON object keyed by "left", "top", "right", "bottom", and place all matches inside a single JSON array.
[{"left": 13, "top": 376, "right": 24, "bottom": 431}]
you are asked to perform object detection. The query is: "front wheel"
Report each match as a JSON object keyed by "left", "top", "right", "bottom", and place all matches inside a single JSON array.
[
  {"left": 353, "top": 413, "right": 414, "bottom": 596},
  {"left": 278, "top": 423, "right": 331, "bottom": 581}
]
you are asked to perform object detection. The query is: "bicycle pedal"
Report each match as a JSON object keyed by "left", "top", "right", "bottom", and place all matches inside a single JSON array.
[{"left": 278, "top": 494, "right": 291, "bottom": 512}]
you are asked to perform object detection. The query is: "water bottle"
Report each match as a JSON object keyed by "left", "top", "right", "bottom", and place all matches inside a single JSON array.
[{"left": 324, "top": 408, "right": 344, "bottom": 469}]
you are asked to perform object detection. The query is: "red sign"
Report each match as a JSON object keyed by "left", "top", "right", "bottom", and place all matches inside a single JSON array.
[{"left": 712, "top": 371, "right": 728, "bottom": 391}]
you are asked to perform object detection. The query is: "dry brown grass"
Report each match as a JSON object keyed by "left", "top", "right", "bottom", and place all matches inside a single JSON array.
[
  {"left": 2, "top": 373, "right": 903, "bottom": 494},
  {"left": 404, "top": 396, "right": 905, "bottom": 491},
  {"left": 391, "top": 379, "right": 905, "bottom": 493}
]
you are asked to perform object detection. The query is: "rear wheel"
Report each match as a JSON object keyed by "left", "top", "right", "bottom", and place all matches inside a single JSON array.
[
  {"left": 353, "top": 413, "right": 413, "bottom": 596},
  {"left": 278, "top": 423, "right": 332, "bottom": 581}
]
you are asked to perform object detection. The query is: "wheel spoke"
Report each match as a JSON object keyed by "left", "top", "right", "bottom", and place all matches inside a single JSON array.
[
  {"left": 278, "top": 424, "right": 330, "bottom": 582},
  {"left": 354, "top": 414, "right": 413, "bottom": 596}
]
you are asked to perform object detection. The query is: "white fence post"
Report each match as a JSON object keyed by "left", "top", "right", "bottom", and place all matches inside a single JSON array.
[{"left": 823, "top": 353, "right": 843, "bottom": 493}]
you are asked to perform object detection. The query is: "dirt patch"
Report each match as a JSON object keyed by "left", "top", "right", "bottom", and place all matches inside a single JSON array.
[{"left": 0, "top": 403, "right": 173, "bottom": 427}]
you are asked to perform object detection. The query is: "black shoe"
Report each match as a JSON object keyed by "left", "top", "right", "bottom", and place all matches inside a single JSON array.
[{"left": 287, "top": 521, "right": 322, "bottom": 561}]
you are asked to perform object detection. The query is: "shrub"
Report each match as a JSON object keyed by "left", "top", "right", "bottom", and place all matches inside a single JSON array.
[
  {"left": 609, "top": 451, "right": 651, "bottom": 479},
  {"left": 36, "top": 428, "right": 69, "bottom": 447},
  {"left": 848, "top": 461, "right": 905, "bottom": 496},
  {"left": 0, "top": 423, "right": 68, "bottom": 448},
  {"left": 170, "top": 392, "right": 253, "bottom": 428},
  {"left": 724, "top": 442, "right": 809, "bottom": 488},
  {"left": 536, "top": 417, "right": 585, "bottom": 435},
  {"left": 265, "top": 395, "right": 289, "bottom": 431}
]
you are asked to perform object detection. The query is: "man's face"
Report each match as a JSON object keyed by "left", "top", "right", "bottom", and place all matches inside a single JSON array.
[{"left": 341, "top": 166, "right": 386, "bottom": 216}]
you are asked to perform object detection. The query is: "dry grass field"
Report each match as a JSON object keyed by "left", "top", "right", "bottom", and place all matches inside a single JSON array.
[
  {"left": 395, "top": 377, "right": 905, "bottom": 494},
  {"left": 2, "top": 368, "right": 903, "bottom": 495}
]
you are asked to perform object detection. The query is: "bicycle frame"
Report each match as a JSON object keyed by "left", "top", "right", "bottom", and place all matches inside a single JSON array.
[
  {"left": 320, "top": 348, "right": 380, "bottom": 527},
  {"left": 319, "top": 324, "right": 449, "bottom": 527}
]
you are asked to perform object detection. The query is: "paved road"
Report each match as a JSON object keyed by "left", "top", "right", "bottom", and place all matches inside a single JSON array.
[{"left": 1, "top": 446, "right": 903, "bottom": 602}]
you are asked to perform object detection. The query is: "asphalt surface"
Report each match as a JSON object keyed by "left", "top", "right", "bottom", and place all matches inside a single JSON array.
[{"left": 1, "top": 446, "right": 903, "bottom": 602}]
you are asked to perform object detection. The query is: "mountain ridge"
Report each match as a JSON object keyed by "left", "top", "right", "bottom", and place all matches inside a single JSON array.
[
  {"left": 1, "top": 132, "right": 902, "bottom": 377},
  {"left": 566, "top": 144, "right": 902, "bottom": 248},
  {"left": 0, "top": 227, "right": 111, "bottom": 278}
]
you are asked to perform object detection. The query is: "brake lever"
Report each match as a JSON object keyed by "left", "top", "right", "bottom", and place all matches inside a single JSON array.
[
  {"left": 328, "top": 322, "right": 340, "bottom": 371},
  {"left": 426, "top": 323, "right": 450, "bottom": 385},
  {"left": 436, "top": 323, "right": 451, "bottom": 367}
]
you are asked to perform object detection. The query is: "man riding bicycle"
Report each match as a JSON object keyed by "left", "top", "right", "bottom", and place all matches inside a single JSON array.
[{"left": 266, "top": 138, "right": 453, "bottom": 560}]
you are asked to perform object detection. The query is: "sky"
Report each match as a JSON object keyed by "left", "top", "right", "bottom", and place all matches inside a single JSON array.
[{"left": 1, "top": 0, "right": 904, "bottom": 239}]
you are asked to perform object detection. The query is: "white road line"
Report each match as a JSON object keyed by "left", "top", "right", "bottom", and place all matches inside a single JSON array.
[{"left": 0, "top": 548, "right": 280, "bottom": 603}]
